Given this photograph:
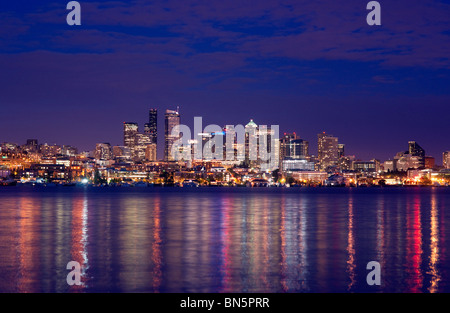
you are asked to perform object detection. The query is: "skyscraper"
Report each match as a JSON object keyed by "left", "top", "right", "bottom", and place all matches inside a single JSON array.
[
  {"left": 408, "top": 141, "right": 425, "bottom": 167},
  {"left": 290, "top": 139, "right": 309, "bottom": 159},
  {"left": 223, "top": 125, "right": 245, "bottom": 163},
  {"left": 134, "top": 133, "right": 152, "bottom": 162},
  {"left": 409, "top": 141, "right": 425, "bottom": 156},
  {"left": 94, "top": 143, "right": 112, "bottom": 160},
  {"left": 245, "top": 119, "right": 258, "bottom": 165},
  {"left": 279, "top": 133, "right": 309, "bottom": 161},
  {"left": 279, "top": 133, "right": 298, "bottom": 161},
  {"left": 145, "top": 143, "right": 157, "bottom": 162},
  {"left": 424, "top": 156, "right": 435, "bottom": 169},
  {"left": 444, "top": 151, "right": 450, "bottom": 169},
  {"left": 338, "top": 144, "right": 345, "bottom": 158},
  {"left": 258, "top": 125, "right": 279, "bottom": 171},
  {"left": 145, "top": 108, "right": 158, "bottom": 145},
  {"left": 123, "top": 122, "right": 138, "bottom": 150},
  {"left": 164, "top": 109, "right": 180, "bottom": 161},
  {"left": 112, "top": 146, "right": 131, "bottom": 161},
  {"left": 24, "top": 139, "right": 39, "bottom": 153},
  {"left": 317, "top": 132, "right": 339, "bottom": 171}
]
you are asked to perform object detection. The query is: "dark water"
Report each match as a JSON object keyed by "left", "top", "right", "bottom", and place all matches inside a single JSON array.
[{"left": 0, "top": 186, "right": 449, "bottom": 293}]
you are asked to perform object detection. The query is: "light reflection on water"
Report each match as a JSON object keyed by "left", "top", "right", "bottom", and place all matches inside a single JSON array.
[{"left": 0, "top": 187, "right": 449, "bottom": 293}]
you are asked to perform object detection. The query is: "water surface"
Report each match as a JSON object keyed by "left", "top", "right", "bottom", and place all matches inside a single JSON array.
[{"left": 0, "top": 186, "right": 449, "bottom": 293}]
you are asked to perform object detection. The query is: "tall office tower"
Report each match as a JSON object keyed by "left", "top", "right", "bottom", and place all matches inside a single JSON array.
[
  {"left": 279, "top": 133, "right": 298, "bottom": 160},
  {"left": 164, "top": 109, "right": 180, "bottom": 161},
  {"left": 444, "top": 151, "right": 450, "bottom": 169},
  {"left": 40, "top": 143, "right": 62, "bottom": 157},
  {"left": 124, "top": 122, "right": 138, "bottom": 150},
  {"left": 245, "top": 119, "right": 258, "bottom": 164},
  {"left": 338, "top": 144, "right": 345, "bottom": 158},
  {"left": 134, "top": 133, "right": 152, "bottom": 161},
  {"left": 145, "top": 108, "right": 158, "bottom": 145},
  {"left": 223, "top": 125, "right": 245, "bottom": 162},
  {"left": 262, "top": 126, "right": 280, "bottom": 171},
  {"left": 94, "top": 143, "right": 113, "bottom": 160},
  {"left": 26, "top": 139, "right": 38, "bottom": 146},
  {"left": 197, "top": 130, "right": 226, "bottom": 161},
  {"left": 144, "top": 123, "right": 151, "bottom": 136},
  {"left": 112, "top": 146, "right": 131, "bottom": 160},
  {"left": 257, "top": 125, "right": 279, "bottom": 170},
  {"left": 408, "top": 141, "right": 425, "bottom": 167},
  {"left": 424, "top": 156, "right": 435, "bottom": 169},
  {"left": 317, "top": 132, "right": 339, "bottom": 171},
  {"left": 26, "top": 139, "right": 38, "bottom": 151},
  {"left": 24, "top": 139, "right": 39, "bottom": 153},
  {"left": 61, "top": 145, "right": 78, "bottom": 157},
  {"left": 145, "top": 143, "right": 157, "bottom": 161},
  {"left": 199, "top": 132, "right": 213, "bottom": 161},
  {"left": 409, "top": 141, "right": 425, "bottom": 156},
  {"left": 290, "top": 139, "right": 309, "bottom": 159}
]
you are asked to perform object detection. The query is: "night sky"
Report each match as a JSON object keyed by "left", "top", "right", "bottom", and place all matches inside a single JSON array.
[{"left": 0, "top": 0, "right": 449, "bottom": 162}]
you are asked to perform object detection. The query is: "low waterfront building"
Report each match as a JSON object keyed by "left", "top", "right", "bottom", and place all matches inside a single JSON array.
[
  {"left": 281, "top": 158, "right": 315, "bottom": 172},
  {"left": 290, "top": 171, "right": 328, "bottom": 184},
  {"left": 352, "top": 160, "right": 380, "bottom": 173}
]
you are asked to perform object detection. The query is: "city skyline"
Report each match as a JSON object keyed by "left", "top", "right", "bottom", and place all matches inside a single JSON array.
[
  {"left": 1, "top": 101, "right": 449, "bottom": 163},
  {"left": 2, "top": 107, "right": 449, "bottom": 188},
  {"left": 1, "top": 105, "right": 449, "bottom": 166},
  {"left": 0, "top": 1, "right": 449, "bottom": 162}
]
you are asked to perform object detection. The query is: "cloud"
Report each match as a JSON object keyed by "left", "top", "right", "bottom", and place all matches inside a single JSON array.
[{"left": 2, "top": 0, "right": 449, "bottom": 71}]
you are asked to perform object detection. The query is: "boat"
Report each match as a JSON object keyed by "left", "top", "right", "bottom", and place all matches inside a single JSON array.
[{"left": 182, "top": 179, "right": 200, "bottom": 187}]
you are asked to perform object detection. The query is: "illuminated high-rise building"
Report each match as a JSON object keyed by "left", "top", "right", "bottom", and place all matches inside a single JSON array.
[
  {"left": 444, "top": 151, "right": 450, "bottom": 169},
  {"left": 317, "top": 132, "right": 339, "bottom": 171},
  {"left": 61, "top": 145, "right": 78, "bottom": 157},
  {"left": 290, "top": 139, "right": 309, "bottom": 159},
  {"left": 258, "top": 125, "right": 279, "bottom": 171},
  {"left": 112, "top": 146, "right": 131, "bottom": 160},
  {"left": 338, "top": 144, "right": 345, "bottom": 158},
  {"left": 223, "top": 125, "right": 245, "bottom": 163},
  {"left": 279, "top": 133, "right": 308, "bottom": 171},
  {"left": 40, "top": 143, "right": 61, "bottom": 157},
  {"left": 123, "top": 122, "right": 138, "bottom": 150},
  {"left": 25, "top": 139, "right": 39, "bottom": 152},
  {"left": 408, "top": 141, "right": 425, "bottom": 167},
  {"left": 424, "top": 156, "right": 435, "bottom": 169},
  {"left": 145, "top": 108, "right": 158, "bottom": 145},
  {"left": 94, "top": 143, "right": 112, "bottom": 160},
  {"left": 280, "top": 133, "right": 308, "bottom": 160},
  {"left": 279, "top": 133, "right": 298, "bottom": 161},
  {"left": 244, "top": 119, "right": 258, "bottom": 165},
  {"left": 164, "top": 109, "right": 180, "bottom": 161},
  {"left": 145, "top": 143, "right": 157, "bottom": 161},
  {"left": 134, "top": 133, "right": 152, "bottom": 162}
]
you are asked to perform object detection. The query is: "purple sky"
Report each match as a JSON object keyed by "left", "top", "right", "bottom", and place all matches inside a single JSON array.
[{"left": 0, "top": 0, "right": 449, "bottom": 162}]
